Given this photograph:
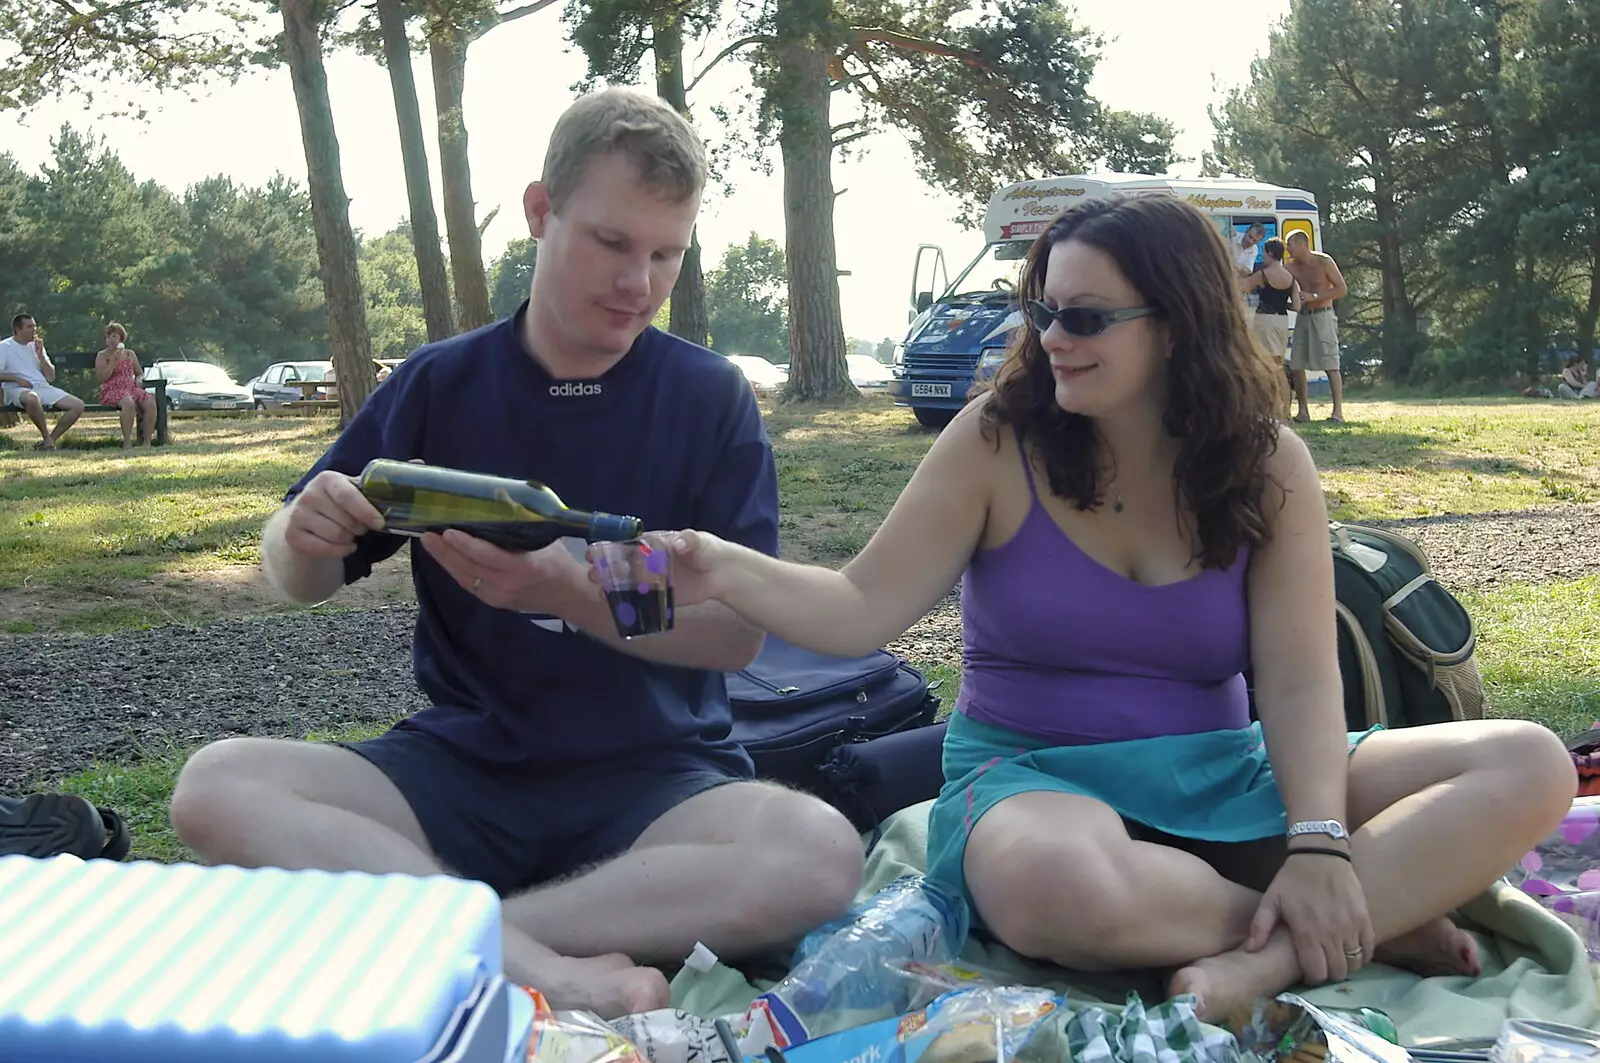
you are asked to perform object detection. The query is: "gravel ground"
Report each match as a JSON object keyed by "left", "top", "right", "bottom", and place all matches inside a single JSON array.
[{"left": 4, "top": 504, "right": 1599, "bottom": 791}]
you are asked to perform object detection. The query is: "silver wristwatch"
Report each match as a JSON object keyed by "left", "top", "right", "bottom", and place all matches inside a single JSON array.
[{"left": 1286, "top": 819, "right": 1349, "bottom": 842}]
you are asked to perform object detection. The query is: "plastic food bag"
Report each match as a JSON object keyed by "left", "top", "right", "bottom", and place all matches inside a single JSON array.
[
  {"left": 527, "top": 989, "right": 646, "bottom": 1063},
  {"left": 1490, "top": 1019, "right": 1600, "bottom": 1063},
  {"left": 781, "top": 986, "right": 1060, "bottom": 1063},
  {"left": 1504, "top": 798, "right": 1600, "bottom": 901},
  {"left": 1226, "top": 994, "right": 1409, "bottom": 1063},
  {"left": 606, "top": 1009, "right": 787, "bottom": 1063}
]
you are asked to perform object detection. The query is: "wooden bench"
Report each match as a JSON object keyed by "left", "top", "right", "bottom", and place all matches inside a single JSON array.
[{"left": 1, "top": 350, "right": 170, "bottom": 446}]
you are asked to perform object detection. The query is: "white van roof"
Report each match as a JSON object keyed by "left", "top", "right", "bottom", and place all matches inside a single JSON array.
[{"left": 982, "top": 174, "right": 1318, "bottom": 244}]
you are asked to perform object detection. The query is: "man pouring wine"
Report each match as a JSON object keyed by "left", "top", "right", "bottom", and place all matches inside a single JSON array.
[{"left": 168, "top": 88, "right": 865, "bottom": 1018}]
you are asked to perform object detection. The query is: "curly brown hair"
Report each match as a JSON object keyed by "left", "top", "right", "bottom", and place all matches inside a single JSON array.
[{"left": 977, "top": 193, "right": 1285, "bottom": 569}]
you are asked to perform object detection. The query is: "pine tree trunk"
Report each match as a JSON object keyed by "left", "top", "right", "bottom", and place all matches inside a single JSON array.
[
  {"left": 1521, "top": 251, "right": 1542, "bottom": 380},
  {"left": 1578, "top": 214, "right": 1600, "bottom": 367},
  {"left": 653, "top": 14, "right": 708, "bottom": 348},
  {"left": 774, "top": 11, "right": 856, "bottom": 402},
  {"left": 1370, "top": 144, "right": 1418, "bottom": 382},
  {"left": 377, "top": 0, "right": 454, "bottom": 343},
  {"left": 280, "top": 0, "right": 375, "bottom": 421},
  {"left": 429, "top": 22, "right": 494, "bottom": 331},
  {"left": 1482, "top": 4, "right": 1520, "bottom": 368}
]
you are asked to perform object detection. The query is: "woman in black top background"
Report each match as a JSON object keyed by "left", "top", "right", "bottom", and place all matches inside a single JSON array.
[{"left": 1242, "top": 237, "right": 1300, "bottom": 413}]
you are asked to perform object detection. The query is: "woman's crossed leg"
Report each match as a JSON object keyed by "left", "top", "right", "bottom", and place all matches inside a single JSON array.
[{"left": 963, "top": 720, "right": 1573, "bottom": 1020}]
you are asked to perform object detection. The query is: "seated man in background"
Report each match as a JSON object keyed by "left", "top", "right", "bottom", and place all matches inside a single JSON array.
[
  {"left": 169, "top": 87, "right": 864, "bottom": 1018},
  {"left": 0, "top": 313, "right": 85, "bottom": 450}
]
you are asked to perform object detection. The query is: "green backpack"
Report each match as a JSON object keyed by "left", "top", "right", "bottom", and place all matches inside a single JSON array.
[{"left": 1329, "top": 522, "right": 1485, "bottom": 730}]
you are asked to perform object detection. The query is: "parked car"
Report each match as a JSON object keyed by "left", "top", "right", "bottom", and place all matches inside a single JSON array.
[
  {"left": 847, "top": 354, "right": 893, "bottom": 389},
  {"left": 250, "top": 360, "right": 336, "bottom": 409},
  {"left": 144, "top": 360, "right": 253, "bottom": 411},
  {"left": 726, "top": 354, "right": 789, "bottom": 393}
]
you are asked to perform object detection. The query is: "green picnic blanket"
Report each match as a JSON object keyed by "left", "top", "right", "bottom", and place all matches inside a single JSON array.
[{"left": 666, "top": 800, "right": 1599, "bottom": 1047}]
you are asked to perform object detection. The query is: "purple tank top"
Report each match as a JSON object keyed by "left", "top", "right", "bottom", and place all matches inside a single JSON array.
[{"left": 956, "top": 441, "right": 1253, "bottom": 744}]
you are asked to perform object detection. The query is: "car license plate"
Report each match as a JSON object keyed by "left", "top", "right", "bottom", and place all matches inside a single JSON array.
[
  {"left": 911, "top": 383, "right": 951, "bottom": 398},
  {"left": 211, "top": 401, "right": 237, "bottom": 409}
]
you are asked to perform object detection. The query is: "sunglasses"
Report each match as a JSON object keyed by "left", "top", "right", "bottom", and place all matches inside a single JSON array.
[{"left": 1028, "top": 301, "right": 1158, "bottom": 337}]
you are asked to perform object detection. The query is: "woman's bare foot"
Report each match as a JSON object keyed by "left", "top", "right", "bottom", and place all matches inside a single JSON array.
[
  {"left": 1374, "top": 917, "right": 1481, "bottom": 977},
  {"left": 1171, "top": 918, "right": 1482, "bottom": 1023},
  {"left": 1170, "top": 932, "right": 1300, "bottom": 1023},
  {"left": 528, "top": 953, "right": 670, "bottom": 1018}
]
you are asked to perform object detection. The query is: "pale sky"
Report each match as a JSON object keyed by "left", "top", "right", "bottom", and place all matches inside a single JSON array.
[{"left": 1, "top": 0, "right": 1286, "bottom": 344}]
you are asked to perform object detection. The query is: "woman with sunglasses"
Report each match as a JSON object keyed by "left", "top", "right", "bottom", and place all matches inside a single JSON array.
[{"left": 633, "top": 194, "right": 1572, "bottom": 1018}]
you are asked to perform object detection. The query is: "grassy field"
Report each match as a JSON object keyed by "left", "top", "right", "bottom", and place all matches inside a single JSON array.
[{"left": 6, "top": 395, "right": 1600, "bottom": 860}]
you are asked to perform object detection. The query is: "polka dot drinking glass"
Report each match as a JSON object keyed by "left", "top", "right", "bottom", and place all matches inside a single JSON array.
[{"left": 591, "top": 538, "right": 675, "bottom": 639}]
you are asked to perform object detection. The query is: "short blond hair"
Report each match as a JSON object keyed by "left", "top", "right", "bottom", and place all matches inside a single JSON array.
[{"left": 541, "top": 87, "right": 706, "bottom": 212}]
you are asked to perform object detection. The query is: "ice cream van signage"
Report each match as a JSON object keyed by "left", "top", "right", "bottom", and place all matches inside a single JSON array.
[
  {"left": 998, "top": 219, "right": 1051, "bottom": 239},
  {"left": 1187, "top": 193, "right": 1275, "bottom": 211},
  {"left": 997, "top": 184, "right": 1087, "bottom": 238}
]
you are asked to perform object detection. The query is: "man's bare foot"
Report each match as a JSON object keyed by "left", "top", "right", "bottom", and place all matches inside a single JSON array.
[
  {"left": 1170, "top": 945, "right": 1298, "bottom": 1023},
  {"left": 528, "top": 953, "right": 670, "bottom": 1018},
  {"left": 1374, "top": 917, "right": 1481, "bottom": 977}
]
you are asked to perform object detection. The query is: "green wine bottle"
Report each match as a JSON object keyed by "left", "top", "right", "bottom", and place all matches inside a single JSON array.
[{"left": 358, "top": 459, "right": 641, "bottom": 552}]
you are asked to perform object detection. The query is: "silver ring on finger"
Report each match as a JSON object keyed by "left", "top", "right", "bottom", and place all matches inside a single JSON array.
[
  {"left": 472, "top": 576, "right": 482, "bottom": 593},
  {"left": 1344, "top": 946, "right": 1364, "bottom": 960}
]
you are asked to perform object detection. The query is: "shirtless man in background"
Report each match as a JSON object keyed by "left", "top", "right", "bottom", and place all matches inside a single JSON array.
[{"left": 1284, "top": 231, "right": 1348, "bottom": 423}]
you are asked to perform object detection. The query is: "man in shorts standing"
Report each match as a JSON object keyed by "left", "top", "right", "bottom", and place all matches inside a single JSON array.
[
  {"left": 1284, "top": 231, "right": 1347, "bottom": 423},
  {"left": 0, "top": 314, "right": 85, "bottom": 449},
  {"left": 169, "top": 87, "right": 865, "bottom": 1018}
]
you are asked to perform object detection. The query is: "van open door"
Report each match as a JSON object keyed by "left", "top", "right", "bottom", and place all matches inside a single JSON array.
[{"left": 910, "top": 244, "right": 948, "bottom": 323}]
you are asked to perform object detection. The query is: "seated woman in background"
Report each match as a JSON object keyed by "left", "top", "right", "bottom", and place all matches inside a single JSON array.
[
  {"left": 635, "top": 194, "right": 1575, "bottom": 1019},
  {"left": 1558, "top": 356, "right": 1596, "bottom": 399},
  {"left": 94, "top": 322, "right": 156, "bottom": 448}
]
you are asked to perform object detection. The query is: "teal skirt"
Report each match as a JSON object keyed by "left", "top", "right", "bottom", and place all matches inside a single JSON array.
[{"left": 925, "top": 711, "right": 1381, "bottom": 913}]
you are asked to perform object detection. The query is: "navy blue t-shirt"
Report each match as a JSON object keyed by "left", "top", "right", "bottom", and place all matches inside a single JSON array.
[{"left": 286, "top": 307, "right": 779, "bottom": 772}]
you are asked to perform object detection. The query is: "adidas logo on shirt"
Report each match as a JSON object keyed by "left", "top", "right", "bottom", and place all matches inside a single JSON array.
[{"left": 549, "top": 382, "right": 602, "bottom": 397}]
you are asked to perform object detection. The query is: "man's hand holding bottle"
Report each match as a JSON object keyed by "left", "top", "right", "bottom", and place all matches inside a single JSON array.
[
  {"left": 283, "top": 469, "right": 596, "bottom": 615},
  {"left": 284, "top": 471, "right": 386, "bottom": 558}
]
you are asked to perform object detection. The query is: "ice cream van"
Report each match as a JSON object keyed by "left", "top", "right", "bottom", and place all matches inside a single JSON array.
[{"left": 890, "top": 174, "right": 1323, "bottom": 427}]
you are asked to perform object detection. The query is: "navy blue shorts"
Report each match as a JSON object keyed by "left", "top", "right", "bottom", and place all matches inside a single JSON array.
[{"left": 340, "top": 727, "right": 749, "bottom": 896}]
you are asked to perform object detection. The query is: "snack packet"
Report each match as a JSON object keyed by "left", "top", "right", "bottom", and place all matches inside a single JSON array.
[
  {"left": 526, "top": 988, "right": 646, "bottom": 1063},
  {"left": 781, "top": 986, "right": 1060, "bottom": 1063},
  {"left": 1226, "top": 994, "right": 1409, "bottom": 1063},
  {"left": 606, "top": 1008, "right": 779, "bottom": 1063}
]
